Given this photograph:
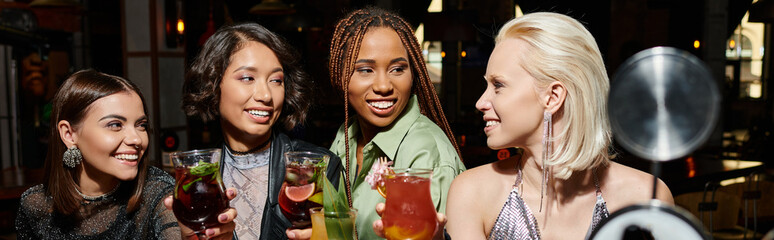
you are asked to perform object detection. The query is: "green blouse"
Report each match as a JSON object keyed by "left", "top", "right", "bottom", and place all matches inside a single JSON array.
[{"left": 330, "top": 95, "right": 466, "bottom": 239}]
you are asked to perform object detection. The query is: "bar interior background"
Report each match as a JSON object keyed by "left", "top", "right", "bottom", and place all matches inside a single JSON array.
[{"left": 1, "top": 0, "right": 773, "bottom": 239}]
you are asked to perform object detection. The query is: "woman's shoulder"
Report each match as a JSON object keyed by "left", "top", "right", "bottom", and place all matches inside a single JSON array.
[
  {"left": 21, "top": 184, "right": 46, "bottom": 199},
  {"left": 21, "top": 184, "right": 48, "bottom": 204},
  {"left": 146, "top": 166, "right": 175, "bottom": 185},
  {"left": 407, "top": 115, "right": 448, "bottom": 138},
  {"left": 448, "top": 160, "right": 515, "bottom": 217},
  {"left": 401, "top": 116, "right": 455, "bottom": 151},
  {"left": 142, "top": 167, "right": 175, "bottom": 198},
  {"left": 603, "top": 162, "right": 656, "bottom": 189},
  {"left": 19, "top": 184, "right": 51, "bottom": 214},
  {"left": 601, "top": 162, "right": 673, "bottom": 209},
  {"left": 396, "top": 130, "right": 461, "bottom": 169},
  {"left": 451, "top": 161, "right": 510, "bottom": 192}
]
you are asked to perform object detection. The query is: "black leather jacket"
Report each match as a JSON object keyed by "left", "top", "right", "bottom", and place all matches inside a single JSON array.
[{"left": 221, "top": 131, "right": 343, "bottom": 239}]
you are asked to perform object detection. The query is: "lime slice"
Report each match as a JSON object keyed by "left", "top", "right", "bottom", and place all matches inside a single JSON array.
[
  {"left": 285, "top": 182, "right": 316, "bottom": 202},
  {"left": 307, "top": 192, "right": 323, "bottom": 205}
]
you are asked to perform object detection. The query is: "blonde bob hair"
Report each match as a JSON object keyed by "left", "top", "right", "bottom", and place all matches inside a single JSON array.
[{"left": 496, "top": 12, "right": 613, "bottom": 179}]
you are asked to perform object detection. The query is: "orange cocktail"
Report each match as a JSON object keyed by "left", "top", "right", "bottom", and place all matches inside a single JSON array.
[{"left": 382, "top": 168, "right": 437, "bottom": 240}]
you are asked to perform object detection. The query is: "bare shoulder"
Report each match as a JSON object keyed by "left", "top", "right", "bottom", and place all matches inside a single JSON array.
[
  {"left": 450, "top": 162, "right": 501, "bottom": 195},
  {"left": 601, "top": 162, "right": 674, "bottom": 212},
  {"left": 447, "top": 159, "right": 516, "bottom": 239}
]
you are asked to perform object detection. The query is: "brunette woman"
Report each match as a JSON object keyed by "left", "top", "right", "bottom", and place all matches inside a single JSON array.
[
  {"left": 180, "top": 22, "right": 343, "bottom": 239},
  {"left": 15, "top": 69, "right": 236, "bottom": 239}
]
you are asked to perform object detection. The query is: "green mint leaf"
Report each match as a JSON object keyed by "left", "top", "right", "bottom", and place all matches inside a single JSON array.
[
  {"left": 190, "top": 161, "right": 218, "bottom": 176},
  {"left": 182, "top": 177, "right": 202, "bottom": 192}
]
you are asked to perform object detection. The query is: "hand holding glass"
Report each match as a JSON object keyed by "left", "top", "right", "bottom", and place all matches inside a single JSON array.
[
  {"left": 279, "top": 151, "right": 329, "bottom": 228},
  {"left": 170, "top": 149, "right": 230, "bottom": 237},
  {"left": 382, "top": 168, "right": 437, "bottom": 240}
]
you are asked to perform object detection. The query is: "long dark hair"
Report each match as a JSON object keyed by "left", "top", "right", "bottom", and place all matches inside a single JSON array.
[
  {"left": 328, "top": 7, "right": 463, "bottom": 197},
  {"left": 328, "top": 7, "right": 462, "bottom": 203},
  {"left": 182, "top": 22, "right": 311, "bottom": 130},
  {"left": 44, "top": 69, "right": 150, "bottom": 216}
]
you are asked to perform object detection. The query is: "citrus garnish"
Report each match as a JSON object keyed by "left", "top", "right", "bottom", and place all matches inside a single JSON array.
[
  {"left": 377, "top": 184, "right": 387, "bottom": 198},
  {"left": 308, "top": 192, "right": 323, "bottom": 205},
  {"left": 384, "top": 225, "right": 432, "bottom": 240},
  {"left": 376, "top": 168, "right": 395, "bottom": 198},
  {"left": 367, "top": 156, "right": 394, "bottom": 198},
  {"left": 285, "top": 182, "right": 316, "bottom": 202}
]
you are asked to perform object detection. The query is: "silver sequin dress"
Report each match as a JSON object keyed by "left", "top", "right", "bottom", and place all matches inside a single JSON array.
[
  {"left": 488, "top": 169, "right": 610, "bottom": 240},
  {"left": 15, "top": 166, "right": 179, "bottom": 240}
]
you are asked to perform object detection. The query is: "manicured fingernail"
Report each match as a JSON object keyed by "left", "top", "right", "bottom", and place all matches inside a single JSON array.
[
  {"left": 206, "top": 229, "right": 215, "bottom": 236},
  {"left": 227, "top": 189, "right": 235, "bottom": 196},
  {"left": 219, "top": 214, "right": 227, "bottom": 222}
]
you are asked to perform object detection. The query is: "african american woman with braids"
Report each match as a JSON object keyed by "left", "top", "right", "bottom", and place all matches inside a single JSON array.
[{"left": 296, "top": 6, "right": 465, "bottom": 240}]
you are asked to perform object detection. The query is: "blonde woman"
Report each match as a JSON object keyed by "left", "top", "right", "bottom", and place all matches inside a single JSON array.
[{"left": 445, "top": 12, "right": 673, "bottom": 239}]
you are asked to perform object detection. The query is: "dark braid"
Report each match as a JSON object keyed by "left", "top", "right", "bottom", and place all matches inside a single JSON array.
[{"left": 329, "top": 7, "right": 463, "bottom": 205}]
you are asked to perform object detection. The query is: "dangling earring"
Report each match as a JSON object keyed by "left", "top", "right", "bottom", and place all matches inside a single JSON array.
[
  {"left": 63, "top": 146, "right": 83, "bottom": 168},
  {"left": 540, "top": 111, "right": 552, "bottom": 212}
]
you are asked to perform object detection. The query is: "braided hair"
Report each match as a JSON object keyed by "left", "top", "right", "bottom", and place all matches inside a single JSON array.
[{"left": 329, "top": 7, "right": 462, "bottom": 204}]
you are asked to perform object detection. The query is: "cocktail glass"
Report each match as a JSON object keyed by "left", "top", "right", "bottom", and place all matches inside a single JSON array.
[
  {"left": 382, "top": 168, "right": 437, "bottom": 240},
  {"left": 279, "top": 151, "right": 329, "bottom": 228},
  {"left": 169, "top": 148, "right": 229, "bottom": 239},
  {"left": 309, "top": 207, "right": 358, "bottom": 240}
]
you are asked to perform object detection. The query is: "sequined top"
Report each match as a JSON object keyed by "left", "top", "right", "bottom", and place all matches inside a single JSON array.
[
  {"left": 488, "top": 169, "right": 610, "bottom": 240},
  {"left": 222, "top": 147, "right": 270, "bottom": 239},
  {"left": 15, "top": 167, "right": 179, "bottom": 240}
]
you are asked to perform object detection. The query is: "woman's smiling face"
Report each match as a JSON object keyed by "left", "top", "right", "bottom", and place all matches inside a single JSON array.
[
  {"left": 218, "top": 41, "right": 285, "bottom": 145},
  {"left": 72, "top": 91, "right": 148, "bottom": 182},
  {"left": 476, "top": 38, "right": 545, "bottom": 150},
  {"left": 347, "top": 27, "right": 413, "bottom": 129}
]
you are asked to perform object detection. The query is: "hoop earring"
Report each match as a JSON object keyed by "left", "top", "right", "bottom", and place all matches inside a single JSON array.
[
  {"left": 540, "top": 111, "right": 552, "bottom": 212},
  {"left": 63, "top": 146, "right": 83, "bottom": 168}
]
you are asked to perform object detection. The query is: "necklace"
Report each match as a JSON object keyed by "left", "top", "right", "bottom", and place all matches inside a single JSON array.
[
  {"left": 226, "top": 137, "right": 271, "bottom": 156},
  {"left": 76, "top": 182, "right": 121, "bottom": 201}
]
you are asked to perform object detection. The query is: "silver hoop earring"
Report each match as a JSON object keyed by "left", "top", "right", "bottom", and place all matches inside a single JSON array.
[{"left": 63, "top": 146, "right": 83, "bottom": 168}]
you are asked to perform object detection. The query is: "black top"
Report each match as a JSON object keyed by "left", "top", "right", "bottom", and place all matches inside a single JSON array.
[
  {"left": 15, "top": 166, "right": 179, "bottom": 240},
  {"left": 225, "top": 130, "right": 343, "bottom": 240}
]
